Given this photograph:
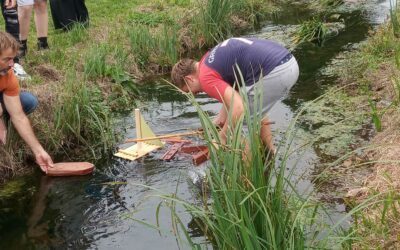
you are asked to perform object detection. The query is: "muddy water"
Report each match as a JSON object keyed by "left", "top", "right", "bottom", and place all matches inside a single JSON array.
[{"left": 0, "top": 1, "right": 391, "bottom": 249}]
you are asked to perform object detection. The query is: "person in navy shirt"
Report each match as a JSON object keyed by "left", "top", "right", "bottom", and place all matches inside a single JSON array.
[{"left": 171, "top": 37, "right": 299, "bottom": 155}]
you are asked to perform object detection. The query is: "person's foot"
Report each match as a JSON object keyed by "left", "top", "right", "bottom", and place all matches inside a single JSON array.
[
  {"left": 37, "top": 37, "right": 49, "bottom": 50},
  {"left": 20, "top": 40, "right": 28, "bottom": 57},
  {"left": 13, "top": 63, "right": 31, "bottom": 81},
  {"left": 37, "top": 42, "right": 49, "bottom": 50}
]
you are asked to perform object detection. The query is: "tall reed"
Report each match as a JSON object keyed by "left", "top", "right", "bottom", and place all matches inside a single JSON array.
[
  {"left": 128, "top": 24, "right": 179, "bottom": 67},
  {"left": 53, "top": 71, "right": 115, "bottom": 158},
  {"left": 144, "top": 81, "right": 358, "bottom": 249},
  {"left": 84, "top": 44, "right": 108, "bottom": 79},
  {"left": 192, "top": 0, "right": 233, "bottom": 47}
]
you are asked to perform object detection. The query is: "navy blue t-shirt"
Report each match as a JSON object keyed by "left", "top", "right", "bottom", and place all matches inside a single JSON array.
[{"left": 203, "top": 38, "right": 290, "bottom": 87}]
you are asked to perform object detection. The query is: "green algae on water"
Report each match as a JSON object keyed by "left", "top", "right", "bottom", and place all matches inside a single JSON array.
[
  {"left": 300, "top": 90, "right": 368, "bottom": 157},
  {"left": 0, "top": 179, "right": 26, "bottom": 198}
]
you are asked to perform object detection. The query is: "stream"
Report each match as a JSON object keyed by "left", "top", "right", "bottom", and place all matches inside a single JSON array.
[{"left": 0, "top": 1, "right": 391, "bottom": 249}]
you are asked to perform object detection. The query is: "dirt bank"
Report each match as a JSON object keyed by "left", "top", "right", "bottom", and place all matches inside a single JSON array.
[{"left": 329, "top": 22, "right": 400, "bottom": 247}]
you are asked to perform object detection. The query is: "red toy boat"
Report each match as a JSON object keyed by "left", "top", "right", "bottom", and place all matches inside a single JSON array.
[{"left": 46, "top": 162, "right": 95, "bottom": 177}]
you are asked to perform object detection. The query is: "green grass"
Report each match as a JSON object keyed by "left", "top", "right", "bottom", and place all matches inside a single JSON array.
[
  {"left": 192, "top": 0, "right": 233, "bottom": 47},
  {"left": 368, "top": 99, "right": 382, "bottom": 132},
  {"left": 190, "top": 0, "right": 272, "bottom": 47},
  {"left": 52, "top": 70, "right": 115, "bottom": 159},
  {"left": 295, "top": 18, "right": 330, "bottom": 46},
  {"left": 390, "top": 0, "right": 400, "bottom": 38},
  {"left": 128, "top": 11, "right": 174, "bottom": 26},
  {"left": 128, "top": 23, "right": 179, "bottom": 67}
]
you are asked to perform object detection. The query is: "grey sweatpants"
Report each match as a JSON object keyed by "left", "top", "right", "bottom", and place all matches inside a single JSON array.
[{"left": 247, "top": 56, "right": 299, "bottom": 118}]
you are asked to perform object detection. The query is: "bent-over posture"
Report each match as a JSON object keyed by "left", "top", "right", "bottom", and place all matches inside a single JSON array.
[
  {"left": 171, "top": 37, "right": 299, "bottom": 153},
  {"left": 0, "top": 31, "right": 53, "bottom": 172}
]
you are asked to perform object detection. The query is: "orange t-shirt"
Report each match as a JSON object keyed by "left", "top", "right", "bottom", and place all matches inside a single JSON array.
[{"left": 0, "top": 69, "right": 19, "bottom": 96}]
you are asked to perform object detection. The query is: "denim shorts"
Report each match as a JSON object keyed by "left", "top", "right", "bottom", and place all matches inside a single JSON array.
[{"left": 0, "top": 91, "right": 38, "bottom": 118}]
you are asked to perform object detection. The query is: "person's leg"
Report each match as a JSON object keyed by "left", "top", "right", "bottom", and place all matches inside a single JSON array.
[
  {"left": 260, "top": 118, "right": 275, "bottom": 153},
  {"left": 2, "top": 1, "right": 20, "bottom": 63},
  {"left": 17, "top": 0, "right": 34, "bottom": 56},
  {"left": 2, "top": 4, "right": 19, "bottom": 41},
  {"left": 20, "top": 91, "right": 39, "bottom": 114},
  {"left": 33, "top": 0, "right": 48, "bottom": 49},
  {"left": 0, "top": 91, "right": 38, "bottom": 144},
  {"left": 248, "top": 56, "right": 299, "bottom": 152},
  {"left": 0, "top": 91, "right": 38, "bottom": 118}
]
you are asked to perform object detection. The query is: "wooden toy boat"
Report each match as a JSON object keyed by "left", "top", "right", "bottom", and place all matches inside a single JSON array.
[
  {"left": 47, "top": 162, "right": 94, "bottom": 176},
  {"left": 114, "top": 109, "right": 164, "bottom": 161}
]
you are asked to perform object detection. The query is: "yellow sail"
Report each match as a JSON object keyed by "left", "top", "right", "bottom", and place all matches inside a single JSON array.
[
  {"left": 114, "top": 109, "right": 163, "bottom": 161},
  {"left": 136, "top": 110, "right": 163, "bottom": 147}
]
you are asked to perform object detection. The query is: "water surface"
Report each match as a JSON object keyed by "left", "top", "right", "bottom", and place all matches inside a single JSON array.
[{"left": 0, "top": 1, "right": 391, "bottom": 249}]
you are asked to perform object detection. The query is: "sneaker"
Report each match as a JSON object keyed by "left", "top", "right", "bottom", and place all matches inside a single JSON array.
[{"left": 13, "top": 63, "right": 31, "bottom": 81}]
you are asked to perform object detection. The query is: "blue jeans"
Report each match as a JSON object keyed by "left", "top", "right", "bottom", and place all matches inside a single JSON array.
[{"left": 0, "top": 91, "right": 38, "bottom": 119}]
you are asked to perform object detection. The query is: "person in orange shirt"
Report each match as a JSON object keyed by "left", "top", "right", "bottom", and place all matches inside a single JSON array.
[{"left": 0, "top": 31, "right": 53, "bottom": 173}]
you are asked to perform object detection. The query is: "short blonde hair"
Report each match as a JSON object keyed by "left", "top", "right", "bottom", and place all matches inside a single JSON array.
[
  {"left": 0, "top": 31, "right": 19, "bottom": 55},
  {"left": 171, "top": 59, "right": 197, "bottom": 89}
]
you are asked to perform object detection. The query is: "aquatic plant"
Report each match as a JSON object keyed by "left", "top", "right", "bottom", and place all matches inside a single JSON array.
[{"left": 294, "top": 18, "right": 329, "bottom": 46}]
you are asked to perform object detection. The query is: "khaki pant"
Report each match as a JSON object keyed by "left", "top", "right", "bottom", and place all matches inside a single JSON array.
[{"left": 247, "top": 56, "right": 299, "bottom": 118}]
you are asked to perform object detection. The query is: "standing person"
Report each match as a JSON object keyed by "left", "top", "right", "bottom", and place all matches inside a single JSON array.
[
  {"left": 1, "top": 0, "right": 30, "bottom": 79},
  {"left": 171, "top": 37, "right": 299, "bottom": 154},
  {"left": 0, "top": 31, "right": 53, "bottom": 173},
  {"left": 17, "top": 0, "right": 49, "bottom": 56},
  {"left": 49, "top": 0, "right": 89, "bottom": 31}
]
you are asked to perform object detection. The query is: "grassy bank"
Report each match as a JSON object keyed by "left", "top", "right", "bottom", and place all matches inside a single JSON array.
[
  {"left": 0, "top": 0, "right": 276, "bottom": 181},
  {"left": 308, "top": 5, "right": 400, "bottom": 248},
  {"left": 343, "top": 21, "right": 400, "bottom": 248}
]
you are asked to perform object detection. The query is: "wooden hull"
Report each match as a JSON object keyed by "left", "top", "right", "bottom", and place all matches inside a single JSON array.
[
  {"left": 114, "top": 143, "right": 162, "bottom": 161},
  {"left": 47, "top": 162, "right": 95, "bottom": 176}
]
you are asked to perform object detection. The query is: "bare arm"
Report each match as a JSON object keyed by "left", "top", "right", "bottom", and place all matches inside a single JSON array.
[
  {"left": 4, "top": 94, "right": 53, "bottom": 172},
  {"left": 219, "top": 86, "right": 244, "bottom": 144},
  {"left": 213, "top": 105, "right": 227, "bottom": 128}
]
